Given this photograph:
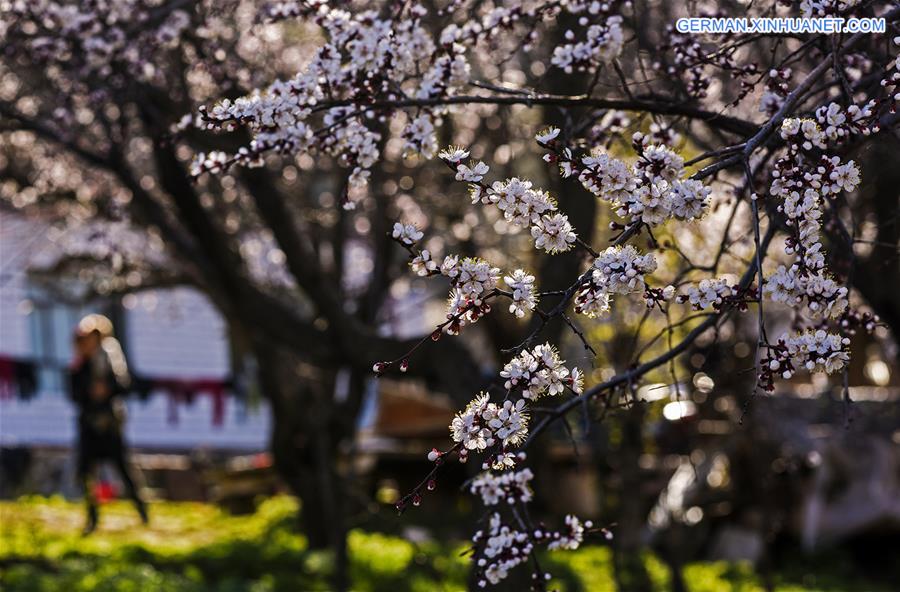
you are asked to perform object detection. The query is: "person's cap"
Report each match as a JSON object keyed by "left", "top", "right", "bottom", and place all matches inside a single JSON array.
[{"left": 75, "top": 314, "right": 114, "bottom": 338}]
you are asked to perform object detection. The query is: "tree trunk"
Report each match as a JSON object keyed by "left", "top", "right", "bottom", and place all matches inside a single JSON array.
[
  {"left": 663, "top": 556, "right": 688, "bottom": 592},
  {"left": 253, "top": 339, "right": 353, "bottom": 591},
  {"left": 612, "top": 403, "right": 653, "bottom": 592}
]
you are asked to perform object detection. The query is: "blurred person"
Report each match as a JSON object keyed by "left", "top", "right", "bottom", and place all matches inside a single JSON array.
[{"left": 69, "top": 314, "right": 147, "bottom": 534}]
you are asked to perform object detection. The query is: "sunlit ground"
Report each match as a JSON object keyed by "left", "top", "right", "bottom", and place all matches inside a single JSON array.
[{"left": 0, "top": 496, "right": 891, "bottom": 591}]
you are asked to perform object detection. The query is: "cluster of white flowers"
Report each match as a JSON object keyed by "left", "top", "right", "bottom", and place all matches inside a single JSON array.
[
  {"left": 775, "top": 330, "right": 851, "bottom": 377},
  {"left": 592, "top": 245, "right": 658, "bottom": 294},
  {"left": 552, "top": 16, "right": 625, "bottom": 73},
  {"left": 470, "top": 467, "right": 534, "bottom": 506},
  {"left": 552, "top": 140, "right": 710, "bottom": 226},
  {"left": 503, "top": 269, "right": 538, "bottom": 318},
  {"left": 665, "top": 179, "right": 711, "bottom": 220},
  {"left": 445, "top": 289, "right": 484, "bottom": 333},
  {"left": 759, "top": 328, "right": 853, "bottom": 391},
  {"left": 195, "top": 5, "right": 471, "bottom": 202},
  {"left": 260, "top": 0, "right": 327, "bottom": 22},
  {"left": 485, "top": 178, "right": 556, "bottom": 225},
  {"left": 474, "top": 513, "right": 534, "bottom": 587},
  {"left": 885, "top": 40, "right": 900, "bottom": 113},
  {"left": 473, "top": 511, "right": 596, "bottom": 586},
  {"left": 764, "top": 116, "right": 864, "bottom": 322},
  {"left": 756, "top": 94, "right": 881, "bottom": 390},
  {"left": 441, "top": 256, "right": 500, "bottom": 301},
  {"left": 545, "top": 515, "right": 589, "bottom": 551},
  {"left": 799, "top": 0, "right": 861, "bottom": 18},
  {"left": 441, "top": 148, "right": 578, "bottom": 254},
  {"left": 679, "top": 278, "right": 735, "bottom": 311},
  {"left": 391, "top": 222, "right": 424, "bottom": 246},
  {"left": 500, "top": 343, "right": 582, "bottom": 400},
  {"left": 439, "top": 256, "right": 501, "bottom": 334},
  {"left": 814, "top": 102, "right": 877, "bottom": 141},
  {"left": 531, "top": 213, "right": 578, "bottom": 253},
  {"left": 634, "top": 144, "right": 684, "bottom": 181},
  {"left": 402, "top": 112, "right": 439, "bottom": 159},
  {"left": 574, "top": 280, "right": 612, "bottom": 318},
  {"left": 780, "top": 191, "right": 825, "bottom": 267},
  {"left": 574, "top": 245, "right": 658, "bottom": 317},
  {"left": 416, "top": 47, "right": 470, "bottom": 99},
  {"left": 450, "top": 394, "right": 529, "bottom": 452},
  {"left": 408, "top": 250, "right": 537, "bottom": 320},
  {"left": 764, "top": 265, "right": 848, "bottom": 318},
  {"left": 190, "top": 151, "right": 229, "bottom": 176},
  {"left": 779, "top": 117, "right": 828, "bottom": 150},
  {"left": 4, "top": 1, "right": 194, "bottom": 87},
  {"left": 573, "top": 151, "right": 632, "bottom": 201},
  {"left": 406, "top": 247, "right": 545, "bottom": 336},
  {"left": 447, "top": 347, "right": 582, "bottom": 471}
]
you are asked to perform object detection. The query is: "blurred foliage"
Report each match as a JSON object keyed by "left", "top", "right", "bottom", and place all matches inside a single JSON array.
[{"left": 0, "top": 496, "right": 892, "bottom": 592}]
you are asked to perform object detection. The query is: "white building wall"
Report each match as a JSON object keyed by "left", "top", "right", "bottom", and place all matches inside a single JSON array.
[
  {"left": 0, "top": 214, "right": 39, "bottom": 357},
  {"left": 0, "top": 212, "right": 269, "bottom": 451},
  {"left": 124, "top": 288, "right": 230, "bottom": 379}
]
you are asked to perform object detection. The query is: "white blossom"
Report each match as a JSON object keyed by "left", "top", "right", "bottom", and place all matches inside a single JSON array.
[
  {"left": 402, "top": 112, "right": 438, "bottom": 158},
  {"left": 574, "top": 278, "right": 612, "bottom": 318},
  {"left": 828, "top": 161, "right": 861, "bottom": 193},
  {"left": 490, "top": 178, "right": 556, "bottom": 226},
  {"left": 531, "top": 213, "right": 577, "bottom": 253},
  {"left": 500, "top": 343, "right": 577, "bottom": 400},
  {"left": 392, "top": 222, "right": 423, "bottom": 245},
  {"left": 592, "top": 245, "right": 657, "bottom": 294},
  {"left": 456, "top": 161, "right": 490, "bottom": 183},
  {"left": 765, "top": 265, "right": 848, "bottom": 319},
  {"left": 504, "top": 269, "right": 538, "bottom": 318},
  {"left": 570, "top": 367, "right": 584, "bottom": 394},
  {"left": 475, "top": 514, "right": 533, "bottom": 586},
  {"left": 450, "top": 393, "right": 493, "bottom": 451},
  {"left": 781, "top": 330, "right": 851, "bottom": 376},
  {"left": 551, "top": 17, "right": 625, "bottom": 73},
  {"left": 410, "top": 249, "right": 437, "bottom": 276},
  {"left": 547, "top": 515, "right": 587, "bottom": 551},
  {"left": 573, "top": 145, "right": 710, "bottom": 226},
  {"left": 439, "top": 147, "right": 470, "bottom": 163},
  {"left": 535, "top": 127, "right": 561, "bottom": 144},
  {"left": 447, "top": 257, "right": 500, "bottom": 300},
  {"left": 681, "top": 278, "right": 734, "bottom": 310},
  {"left": 450, "top": 394, "right": 529, "bottom": 451},
  {"left": 667, "top": 179, "right": 711, "bottom": 220},
  {"left": 470, "top": 468, "right": 534, "bottom": 506}
]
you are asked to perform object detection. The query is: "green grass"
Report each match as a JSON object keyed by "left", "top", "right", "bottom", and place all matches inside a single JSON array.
[
  {"left": 0, "top": 496, "right": 467, "bottom": 592},
  {"left": 0, "top": 496, "right": 891, "bottom": 591}
]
